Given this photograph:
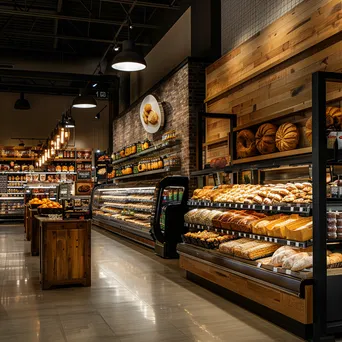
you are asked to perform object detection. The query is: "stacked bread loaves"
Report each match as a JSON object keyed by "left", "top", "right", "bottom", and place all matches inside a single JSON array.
[{"left": 192, "top": 182, "right": 312, "bottom": 204}]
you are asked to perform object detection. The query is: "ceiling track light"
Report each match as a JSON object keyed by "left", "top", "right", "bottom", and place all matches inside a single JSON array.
[
  {"left": 72, "top": 91, "right": 97, "bottom": 109},
  {"left": 14, "top": 92, "right": 30, "bottom": 110},
  {"left": 111, "top": 40, "right": 146, "bottom": 72}
]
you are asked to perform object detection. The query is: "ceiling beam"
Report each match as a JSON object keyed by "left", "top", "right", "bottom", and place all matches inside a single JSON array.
[
  {"left": 4, "top": 31, "right": 152, "bottom": 47},
  {"left": 0, "top": 69, "right": 119, "bottom": 85},
  {"left": 0, "top": 8, "right": 159, "bottom": 28},
  {"left": 100, "top": 0, "right": 180, "bottom": 10},
  {"left": 53, "top": 0, "right": 63, "bottom": 49}
]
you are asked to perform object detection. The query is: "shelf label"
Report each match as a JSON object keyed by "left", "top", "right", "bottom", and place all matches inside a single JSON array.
[
  {"left": 264, "top": 237, "right": 268, "bottom": 241},
  {"left": 248, "top": 205, "right": 251, "bottom": 209},
  {"left": 257, "top": 263, "right": 262, "bottom": 268},
  {"left": 224, "top": 203, "right": 227, "bottom": 207},
  {"left": 218, "top": 203, "right": 221, "bottom": 207},
  {"left": 235, "top": 204, "right": 238, "bottom": 208},
  {"left": 262, "top": 205, "right": 265, "bottom": 210},
  {"left": 299, "top": 207, "right": 303, "bottom": 212},
  {"left": 285, "top": 270, "right": 292, "bottom": 275},
  {"left": 273, "top": 267, "right": 278, "bottom": 273},
  {"left": 295, "top": 242, "right": 300, "bottom": 247},
  {"left": 277, "top": 206, "right": 281, "bottom": 211},
  {"left": 274, "top": 238, "right": 278, "bottom": 243},
  {"left": 221, "top": 229, "right": 224, "bottom": 234},
  {"left": 290, "top": 207, "right": 294, "bottom": 212},
  {"left": 257, "top": 236, "right": 260, "bottom": 240},
  {"left": 287, "top": 241, "right": 291, "bottom": 246},
  {"left": 269, "top": 206, "right": 273, "bottom": 210},
  {"left": 243, "top": 233, "right": 246, "bottom": 237}
]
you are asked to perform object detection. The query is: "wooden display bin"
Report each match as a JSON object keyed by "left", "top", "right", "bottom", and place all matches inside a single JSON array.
[{"left": 37, "top": 217, "right": 91, "bottom": 290}]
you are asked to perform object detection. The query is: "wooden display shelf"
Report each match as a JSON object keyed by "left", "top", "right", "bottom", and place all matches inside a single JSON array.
[
  {"left": 233, "top": 147, "right": 312, "bottom": 165},
  {"left": 0, "top": 157, "right": 35, "bottom": 161},
  {"left": 112, "top": 139, "right": 181, "bottom": 166},
  {"left": 114, "top": 167, "right": 180, "bottom": 180}
]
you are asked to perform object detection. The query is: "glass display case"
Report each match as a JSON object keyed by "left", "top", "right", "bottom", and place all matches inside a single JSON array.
[{"left": 91, "top": 176, "right": 189, "bottom": 257}]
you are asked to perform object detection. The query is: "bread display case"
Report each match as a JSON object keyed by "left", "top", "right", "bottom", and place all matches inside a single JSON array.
[{"left": 91, "top": 176, "right": 189, "bottom": 256}]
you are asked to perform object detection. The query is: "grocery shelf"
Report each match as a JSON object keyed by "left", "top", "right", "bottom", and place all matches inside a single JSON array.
[
  {"left": 0, "top": 171, "right": 77, "bottom": 175},
  {"left": 102, "top": 198, "right": 154, "bottom": 204},
  {"left": 184, "top": 222, "right": 312, "bottom": 248},
  {"left": 92, "top": 216, "right": 153, "bottom": 242},
  {"left": 76, "top": 159, "right": 92, "bottom": 162},
  {"left": 187, "top": 199, "right": 312, "bottom": 215},
  {"left": 177, "top": 243, "right": 313, "bottom": 284},
  {"left": 7, "top": 186, "right": 25, "bottom": 188},
  {"left": 102, "top": 206, "right": 152, "bottom": 214},
  {"left": 112, "top": 139, "right": 181, "bottom": 166},
  {"left": 114, "top": 167, "right": 180, "bottom": 180},
  {"left": 7, "top": 193, "right": 25, "bottom": 195},
  {"left": 0, "top": 197, "right": 24, "bottom": 200}
]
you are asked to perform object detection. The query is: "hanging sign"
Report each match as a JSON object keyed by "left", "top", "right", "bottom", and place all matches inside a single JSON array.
[{"left": 139, "top": 94, "right": 165, "bottom": 134}]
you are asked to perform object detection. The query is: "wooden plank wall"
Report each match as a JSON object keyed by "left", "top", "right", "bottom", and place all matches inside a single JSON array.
[{"left": 205, "top": 0, "right": 342, "bottom": 160}]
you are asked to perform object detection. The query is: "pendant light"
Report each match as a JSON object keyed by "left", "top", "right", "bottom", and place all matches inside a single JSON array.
[
  {"left": 72, "top": 92, "right": 97, "bottom": 109},
  {"left": 56, "top": 135, "right": 60, "bottom": 150},
  {"left": 38, "top": 157, "right": 42, "bottom": 167},
  {"left": 60, "top": 127, "right": 65, "bottom": 144},
  {"left": 112, "top": 40, "right": 146, "bottom": 72}
]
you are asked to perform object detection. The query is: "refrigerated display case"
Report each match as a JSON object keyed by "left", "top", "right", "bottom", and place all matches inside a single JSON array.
[{"left": 91, "top": 176, "right": 189, "bottom": 256}]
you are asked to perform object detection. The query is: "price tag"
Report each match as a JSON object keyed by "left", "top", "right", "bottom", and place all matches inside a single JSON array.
[
  {"left": 257, "top": 236, "right": 261, "bottom": 240},
  {"left": 269, "top": 206, "right": 273, "bottom": 210},
  {"left": 274, "top": 238, "right": 278, "bottom": 243},
  {"left": 221, "top": 229, "right": 224, "bottom": 234},
  {"left": 295, "top": 242, "right": 300, "bottom": 247},
  {"left": 264, "top": 237, "right": 268, "bottom": 241},
  {"left": 252, "top": 204, "right": 256, "bottom": 209},
  {"left": 211, "top": 203, "right": 213, "bottom": 207},
  {"left": 244, "top": 233, "right": 247, "bottom": 237},
  {"left": 248, "top": 205, "right": 251, "bottom": 209},
  {"left": 290, "top": 207, "right": 294, "bottom": 212},
  {"left": 277, "top": 206, "right": 281, "bottom": 211},
  {"left": 224, "top": 203, "right": 227, "bottom": 207},
  {"left": 299, "top": 207, "right": 303, "bottom": 212},
  {"left": 240, "top": 204, "right": 243, "bottom": 209},
  {"left": 273, "top": 267, "right": 278, "bottom": 273},
  {"left": 197, "top": 225, "right": 200, "bottom": 229},
  {"left": 257, "top": 263, "right": 262, "bottom": 268},
  {"left": 287, "top": 240, "right": 291, "bottom": 246},
  {"left": 285, "top": 270, "right": 292, "bottom": 275},
  {"left": 262, "top": 205, "right": 265, "bottom": 210},
  {"left": 235, "top": 204, "right": 238, "bottom": 208},
  {"left": 232, "top": 231, "right": 235, "bottom": 235},
  {"left": 218, "top": 203, "right": 221, "bottom": 207}
]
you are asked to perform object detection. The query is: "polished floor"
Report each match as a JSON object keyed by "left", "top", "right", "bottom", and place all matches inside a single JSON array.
[{"left": 0, "top": 224, "right": 304, "bottom": 342}]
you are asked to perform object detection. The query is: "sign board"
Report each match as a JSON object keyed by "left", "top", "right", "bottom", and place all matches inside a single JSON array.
[
  {"left": 139, "top": 94, "right": 164, "bottom": 134},
  {"left": 77, "top": 170, "right": 92, "bottom": 181},
  {"left": 75, "top": 181, "right": 94, "bottom": 196}
]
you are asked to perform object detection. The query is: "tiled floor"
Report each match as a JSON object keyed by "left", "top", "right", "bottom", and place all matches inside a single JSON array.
[{"left": 0, "top": 224, "right": 304, "bottom": 342}]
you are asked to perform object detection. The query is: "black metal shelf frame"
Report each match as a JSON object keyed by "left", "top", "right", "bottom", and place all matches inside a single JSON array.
[
  {"left": 312, "top": 71, "right": 342, "bottom": 341},
  {"left": 187, "top": 199, "right": 312, "bottom": 215}
]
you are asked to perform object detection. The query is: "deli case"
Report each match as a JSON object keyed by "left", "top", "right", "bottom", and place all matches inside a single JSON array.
[{"left": 91, "top": 176, "right": 189, "bottom": 257}]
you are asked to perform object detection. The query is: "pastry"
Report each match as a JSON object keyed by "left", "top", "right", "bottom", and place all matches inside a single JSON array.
[
  {"left": 236, "top": 129, "right": 258, "bottom": 158},
  {"left": 148, "top": 110, "right": 159, "bottom": 125},
  {"left": 327, "top": 106, "right": 342, "bottom": 129},
  {"left": 275, "top": 123, "right": 299, "bottom": 152},
  {"left": 144, "top": 103, "right": 152, "bottom": 113},
  {"left": 255, "top": 123, "right": 278, "bottom": 154}
]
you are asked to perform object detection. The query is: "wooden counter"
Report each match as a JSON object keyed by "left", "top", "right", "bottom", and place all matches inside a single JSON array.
[{"left": 36, "top": 216, "right": 91, "bottom": 290}]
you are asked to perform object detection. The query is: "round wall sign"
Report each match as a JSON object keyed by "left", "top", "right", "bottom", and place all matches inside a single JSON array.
[{"left": 139, "top": 94, "right": 164, "bottom": 134}]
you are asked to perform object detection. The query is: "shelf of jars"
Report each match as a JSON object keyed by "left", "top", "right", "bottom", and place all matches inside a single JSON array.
[{"left": 112, "top": 138, "right": 180, "bottom": 166}]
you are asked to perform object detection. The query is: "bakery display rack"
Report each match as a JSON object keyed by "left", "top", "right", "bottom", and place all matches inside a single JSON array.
[
  {"left": 91, "top": 176, "right": 189, "bottom": 257},
  {"left": 177, "top": 73, "right": 342, "bottom": 341}
]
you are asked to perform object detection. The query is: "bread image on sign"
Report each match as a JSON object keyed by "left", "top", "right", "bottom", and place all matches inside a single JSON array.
[{"left": 140, "top": 95, "right": 164, "bottom": 133}]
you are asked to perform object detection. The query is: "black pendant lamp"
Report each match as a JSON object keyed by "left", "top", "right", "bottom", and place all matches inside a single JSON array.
[
  {"left": 112, "top": 40, "right": 146, "bottom": 72},
  {"left": 14, "top": 92, "right": 30, "bottom": 110},
  {"left": 72, "top": 91, "right": 97, "bottom": 109}
]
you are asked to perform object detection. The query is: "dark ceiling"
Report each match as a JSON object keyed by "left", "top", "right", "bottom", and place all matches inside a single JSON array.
[
  {"left": 0, "top": 0, "right": 187, "bottom": 95},
  {"left": 0, "top": 0, "right": 185, "bottom": 58}
]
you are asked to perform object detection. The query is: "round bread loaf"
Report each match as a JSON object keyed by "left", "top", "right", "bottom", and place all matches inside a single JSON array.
[
  {"left": 275, "top": 123, "right": 299, "bottom": 152},
  {"left": 327, "top": 106, "right": 342, "bottom": 130},
  {"left": 255, "top": 123, "right": 278, "bottom": 154},
  {"left": 236, "top": 129, "right": 257, "bottom": 158}
]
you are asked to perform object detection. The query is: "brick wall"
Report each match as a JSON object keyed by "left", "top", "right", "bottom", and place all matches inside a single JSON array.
[
  {"left": 221, "top": 0, "right": 304, "bottom": 55},
  {"left": 113, "top": 60, "right": 207, "bottom": 185}
]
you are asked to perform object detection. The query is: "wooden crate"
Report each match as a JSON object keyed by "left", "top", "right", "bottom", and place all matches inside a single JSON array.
[{"left": 39, "top": 218, "right": 91, "bottom": 290}]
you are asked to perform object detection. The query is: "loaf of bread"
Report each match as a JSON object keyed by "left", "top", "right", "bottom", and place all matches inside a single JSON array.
[
  {"left": 270, "top": 246, "right": 299, "bottom": 266},
  {"left": 275, "top": 123, "right": 299, "bottom": 152},
  {"left": 255, "top": 123, "right": 278, "bottom": 155}
]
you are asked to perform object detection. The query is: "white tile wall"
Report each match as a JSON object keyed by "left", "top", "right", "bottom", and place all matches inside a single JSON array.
[{"left": 221, "top": 0, "right": 304, "bottom": 54}]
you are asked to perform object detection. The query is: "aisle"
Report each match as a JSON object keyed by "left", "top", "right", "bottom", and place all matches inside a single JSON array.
[{"left": 0, "top": 224, "right": 303, "bottom": 342}]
